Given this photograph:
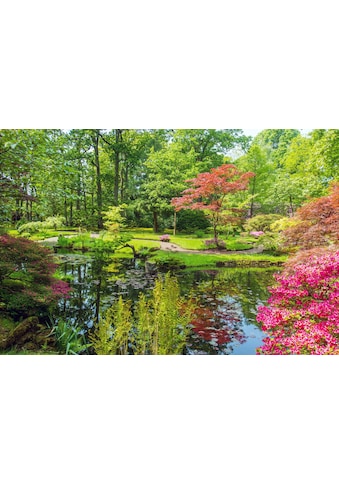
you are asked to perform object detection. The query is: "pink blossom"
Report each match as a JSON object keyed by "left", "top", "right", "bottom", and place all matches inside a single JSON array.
[
  {"left": 257, "top": 249, "right": 339, "bottom": 355},
  {"left": 160, "top": 234, "right": 171, "bottom": 242}
]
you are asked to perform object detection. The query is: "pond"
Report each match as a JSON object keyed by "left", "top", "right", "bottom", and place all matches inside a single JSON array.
[{"left": 55, "top": 253, "right": 277, "bottom": 355}]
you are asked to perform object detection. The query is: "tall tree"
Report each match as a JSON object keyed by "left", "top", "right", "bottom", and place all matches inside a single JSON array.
[
  {"left": 235, "top": 144, "right": 269, "bottom": 217},
  {"left": 138, "top": 143, "right": 196, "bottom": 232},
  {"left": 172, "top": 164, "right": 254, "bottom": 245},
  {"left": 172, "top": 129, "right": 250, "bottom": 172}
]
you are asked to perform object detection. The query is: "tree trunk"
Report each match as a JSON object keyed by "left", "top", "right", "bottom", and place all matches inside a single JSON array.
[
  {"left": 249, "top": 176, "right": 256, "bottom": 218},
  {"left": 173, "top": 211, "right": 177, "bottom": 236},
  {"left": 114, "top": 130, "right": 123, "bottom": 206},
  {"left": 124, "top": 243, "right": 137, "bottom": 258},
  {"left": 64, "top": 198, "right": 68, "bottom": 225},
  {"left": 93, "top": 130, "right": 103, "bottom": 229},
  {"left": 153, "top": 211, "right": 159, "bottom": 233},
  {"left": 212, "top": 213, "right": 219, "bottom": 243},
  {"left": 124, "top": 162, "right": 129, "bottom": 202},
  {"left": 70, "top": 201, "right": 73, "bottom": 226},
  {"left": 289, "top": 194, "right": 294, "bottom": 217}
]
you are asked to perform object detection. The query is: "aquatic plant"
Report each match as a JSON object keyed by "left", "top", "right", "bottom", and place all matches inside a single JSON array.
[{"left": 54, "top": 319, "right": 90, "bottom": 355}]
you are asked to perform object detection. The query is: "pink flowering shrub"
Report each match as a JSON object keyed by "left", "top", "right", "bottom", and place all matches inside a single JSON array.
[
  {"left": 204, "top": 238, "right": 226, "bottom": 249},
  {"left": 250, "top": 231, "right": 265, "bottom": 237},
  {"left": 256, "top": 249, "right": 339, "bottom": 355},
  {"left": 160, "top": 234, "right": 171, "bottom": 242}
]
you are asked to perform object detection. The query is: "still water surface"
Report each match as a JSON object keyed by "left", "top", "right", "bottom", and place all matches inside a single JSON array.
[{"left": 56, "top": 253, "right": 276, "bottom": 355}]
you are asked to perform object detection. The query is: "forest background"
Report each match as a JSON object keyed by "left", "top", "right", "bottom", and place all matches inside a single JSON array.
[{"left": 2, "top": 128, "right": 336, "bottom": 237}]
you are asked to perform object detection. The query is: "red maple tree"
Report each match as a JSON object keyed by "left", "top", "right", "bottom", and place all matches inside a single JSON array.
[
  {"left": 282, "top": 182, "right": 339, "bottom": 250},
  {"left": 171, "top": 164, "right": 254, "bottom": 246}
]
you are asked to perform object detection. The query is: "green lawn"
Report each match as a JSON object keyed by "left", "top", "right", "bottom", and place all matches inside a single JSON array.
[
  {"left": 115, "top": 239, "right": 161, "bottom": 253},
  {"left": 4, "top": 227, "right": 277, "bottom": 263},
  {"left": 149, "top": 250, "right": 287, "bottom": 268},
  {"left": 123, "top": 230, "right": 257, "bottom": 251}
]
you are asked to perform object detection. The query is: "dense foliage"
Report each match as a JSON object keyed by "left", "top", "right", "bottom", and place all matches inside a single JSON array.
[
  {"left": 2, "top": 128, "right": 337, "bottom": 234},
  {"left": 282, "top": 182, "right": 339, "bottom": 249},
  {"left": 0, "top": 235, "right": 70, "bottom": 314},
  {"left": 257, "top": 250, "right": 339, "bottom": 355}
]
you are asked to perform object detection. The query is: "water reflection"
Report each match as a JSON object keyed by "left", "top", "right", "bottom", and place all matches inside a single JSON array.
[{"left": 56, "top": 253, "right": 276, "bottom": 354}]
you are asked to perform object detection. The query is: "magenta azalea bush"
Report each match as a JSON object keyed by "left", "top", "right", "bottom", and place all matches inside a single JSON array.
[
  {"left": 160, "top": 234, "right": 170, "bottom": 242},
  {"left": 256, "top": 249, "right": 339, "bottom": 355}
]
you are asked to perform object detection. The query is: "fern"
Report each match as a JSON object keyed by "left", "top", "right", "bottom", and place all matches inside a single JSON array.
[{"left": 90, "top": 274, "right": 194, "bottom": 355}]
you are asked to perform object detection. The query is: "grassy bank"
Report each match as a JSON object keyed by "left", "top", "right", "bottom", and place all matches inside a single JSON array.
[{"left": 149, "top": 250, "right": 287, "bottom": 268}]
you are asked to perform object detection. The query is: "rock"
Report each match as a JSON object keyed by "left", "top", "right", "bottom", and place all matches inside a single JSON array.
[{"left": 4, "top": 316, "right": 40, "bottom": 348}]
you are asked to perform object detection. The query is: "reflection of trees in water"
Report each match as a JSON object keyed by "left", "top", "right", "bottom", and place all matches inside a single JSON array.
[
  {"left": 189, "top": 299, "right": 245, "bottom": 355},
  {"left": 56, "top": 256, "right": 157, "bottom": 332},
  {"left": 180, "top": 268, "right": 276, "bottom": 354},
  {"left": 56, "top": 255, "right": 276, "bottom": 354}
]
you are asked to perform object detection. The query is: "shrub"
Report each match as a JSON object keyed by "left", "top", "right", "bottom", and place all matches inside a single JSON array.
[
  {"left": 160, "top": 234, "right": 170, "bottom": 242},
  {"left": 204, "top": 238, "right": 226, "bottom": 249},
  {"left": 57, "top": 235, "right": 73, "bottom": 248},
  {"left": 43, "top": 216, "right": 66, "bottom": 229},
  {"left": 17, "top": 221, "right": 43, "bottom": 234},
  {"left": 250, "top": 231, "right": 265, "bottom": 237},
  {"left": 17, "top": 215, "right": 66, "bottom": 235},
  {"left": 257, "top": 249, "right": 339, "bottom": 355},
  {"left": 270, "top": 217, "right": 296, "bottom": 233},
  {"left": 244, "top": 214, "right": 283, "bottom": 233},
  {"left": 0, "top": 234, "right": 71, "bottom": 314},
  {"left": 175, "top": 209, "right": 210, "bottom": 232},
  {"left": 257, "top": 233, "right": 281, "bottom": 253}
]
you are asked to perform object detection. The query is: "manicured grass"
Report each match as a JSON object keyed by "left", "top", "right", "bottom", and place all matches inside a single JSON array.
[
  {"left": 115, "top": 239, "right": 161, "bottom": 253},
  {"left": 123, "top": 230, "right": 205, "bottom": 249},
  {"left": 123, "top": 229, "right": 157, "bottom": 240},
  {"left": 223, "top": 235, "right": 257, "bottom": 250},
  {"left": 149, "top": 250, "right": 287, "bottom": 268},
  {"left": 30, "top": 230, "right": 79, "bottom": 241},
  {"left": 170, "top": 236, "right": 205, "bottom": 250},
  {"left": 124, "top": 230, "right": 257, "bottom": 251}
]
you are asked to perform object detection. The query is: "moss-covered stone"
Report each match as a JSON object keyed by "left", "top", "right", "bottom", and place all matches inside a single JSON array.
[{"left": 0, "top": 316, "right": 57, "bottom": 353}]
